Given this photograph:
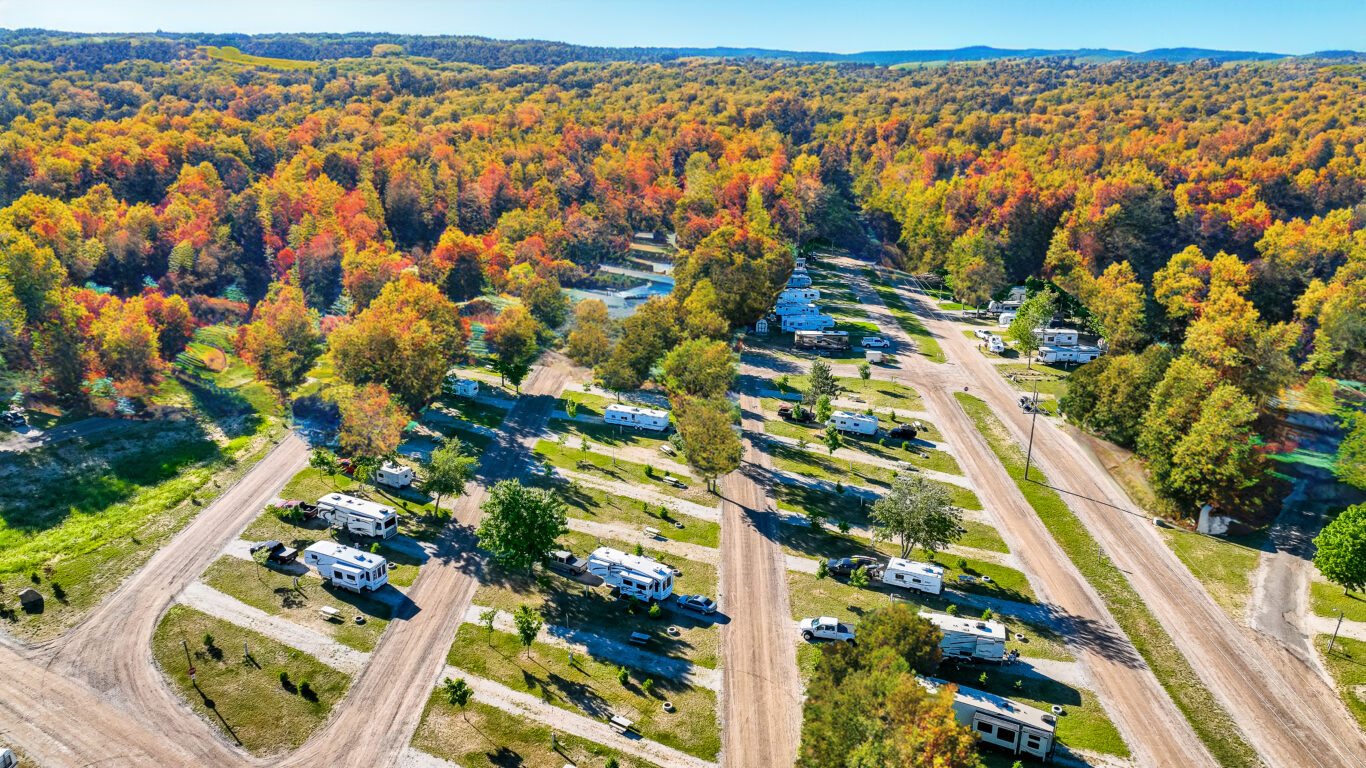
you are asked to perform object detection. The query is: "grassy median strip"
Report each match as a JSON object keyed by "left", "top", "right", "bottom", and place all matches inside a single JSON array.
[
  {"left": 954, "top": 392, "right": 1261, "bottom": 768},
  {"left": 1315, "top": 635, "right": 1366, "bottom": 730},
  {"left": 544, "top": 478, "right": 720, "bottom": 548},
  {"left": 768, "top": 441, "right": 980, "bottom": 509},
  {"left": 863, "top": 269, "right": 945, "bottom": 363},
  {"left": 447, "top": 625, "right": 720, "bottom": 760},
  {"left": 152, "top": 605, "right": 350, "bottom": 755}
]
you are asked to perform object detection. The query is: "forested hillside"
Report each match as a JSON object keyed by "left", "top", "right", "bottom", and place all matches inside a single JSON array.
[{"left": 0, "top": 48, "right": 1363, "bottom": 515}]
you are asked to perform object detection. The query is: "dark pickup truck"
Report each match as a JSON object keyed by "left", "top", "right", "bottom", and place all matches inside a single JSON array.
[{"left": 249, "top": 540, "right": 299, "bottom": 565}]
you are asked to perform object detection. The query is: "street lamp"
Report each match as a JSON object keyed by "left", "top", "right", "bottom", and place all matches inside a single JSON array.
[{"left": 1329, "top": 608, "right": 1345, "bottom": 654}]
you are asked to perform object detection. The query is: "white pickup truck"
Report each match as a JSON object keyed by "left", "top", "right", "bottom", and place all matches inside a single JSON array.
[{"left": 799, "top": 616, "right": 856, "bottom": 643}]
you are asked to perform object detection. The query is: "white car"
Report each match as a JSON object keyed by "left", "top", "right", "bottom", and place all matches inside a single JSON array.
[
  {"left": 861, "top": 336, "right": 890, "bottom": 348},
  {"left": 799, "top": 616, "right": 856, "bottom": 643}
]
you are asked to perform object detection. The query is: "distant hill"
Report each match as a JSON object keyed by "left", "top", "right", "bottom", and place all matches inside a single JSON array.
[{"left": 0, "top": 29, "right": 1358, "bottom": 70}]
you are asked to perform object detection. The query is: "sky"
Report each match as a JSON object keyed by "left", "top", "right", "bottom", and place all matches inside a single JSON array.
[{"left": 0, "top": 0, "right": 1360, "bottom": 55}]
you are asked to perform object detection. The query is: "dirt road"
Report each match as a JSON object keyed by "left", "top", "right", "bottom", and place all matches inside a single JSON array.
[
  {"left": 718, "top": 389, "right": 803, "bottom": 768},
  {"left": 871, "top": 261, "right": 1366, "bottom": 768}
]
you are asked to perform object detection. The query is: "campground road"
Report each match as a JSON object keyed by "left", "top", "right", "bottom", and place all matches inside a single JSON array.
[
  {"left": 719, "top": 389, "right": 803, "bottom": 768},
  {"left": 862, "top": 258, "right": 1366, "bottom": 768}
]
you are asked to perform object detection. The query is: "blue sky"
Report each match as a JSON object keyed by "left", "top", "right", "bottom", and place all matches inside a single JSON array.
[{"left": 0, "top": 0, "right": 1358, "bottom": 54}]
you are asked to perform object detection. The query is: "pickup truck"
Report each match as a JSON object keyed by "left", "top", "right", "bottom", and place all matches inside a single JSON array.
[
  {"left": 800, "top": 616, "right": 856, "bottom": 643},
  {"left": 547, "top": 549, "right": 587, "bottom": 575}
]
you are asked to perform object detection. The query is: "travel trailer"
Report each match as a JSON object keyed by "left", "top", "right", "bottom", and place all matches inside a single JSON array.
[
  {"left": 315, "top": 493, "right": 399, "bottom": 539},
  {"left": 920, "top": 677, "right": 1056, "bottom": 760},
  {"left": 443, "top": 375, "right": 479, "bottom": 398},
  {"left": 779, "top": 287, "right": 820, "bottom": 303},
  {"left": 375, "top": 461, "right": 417, "bottom": 489},
  {"left": 829, "top": 410, "right": 878, "bottom": 436},
  {"left": 919, "top": 611, "right": 1008, "bottom": 662},
  {"left": 586, "top": 547, "right": 675, "bottom": 602},
  {"left": 1032, "top": 327, "right": 1079, "bottom": 347},
  {"left": 865, "top": 350, "right": 884, "bottom": 364},
  {"left": 603, "top": 403, "right": 670, "bottom": 432},
  {"left": 787, "top": 271, "right": 813, "bottom": 288},
  {"left": 879, "top": 558, "right": 944, "bottom": 595},
  {"left": 781, "top": 313, "right": 836, "bottom": 331},
  {"left": 997, "top": 311, "right": 1017, "bottom": 327},
  {"left": 794, "top": 330, "right": 850, "bottom": 350},
  {"left": 773, "top": 302, "right": 819, "bottom": 317},
  {"left": 304, "top": 541, "right": 390, "bottom": 593}
]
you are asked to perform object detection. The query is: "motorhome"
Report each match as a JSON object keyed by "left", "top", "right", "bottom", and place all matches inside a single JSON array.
[
  {"left": 443, "top": 375, "right": 480, "bottom": 398},
  {"left": 779, "top": 287, "right": 820, "bottom": 303},
  {"left": 773, "top": 302, "right": 819, "bottom": 317},
  {"left": 919, "top": 611, "right": 1007, "bottom": 662},
  {"left": 879, "top": 558, "right": 944, "bottom": 595},
  {"left": 375, "top": 461, "right": 417, "bottom": 489},
  {"left": 1032, "top": 327, "right": 1079, "bottom": 347},
  {"left": 794, "top": 330, "right": 850, "bottom": 350},
  {"left": 787, "top": 271, "right": 813, "bottom": 289},
  {"left": 586, "top": 547, "right": 675, "bottom": 602},
  {"left": 603, "top": 403, "right": 670, "bottom": 432},
  {"left": 920, "top": 677, "right": 1056, "bottom": 760},
  {"left": 315, "top": 493, "right": 399, "bottom": 539},
  {"left": 829, "top": 410, "right": 878, "bottom": 436},
  {"left": 304, "top": 541, "right": 390, "bottom": 593},
  {"left": 781, "top": 313, "right": 835, "bottom": 331}
]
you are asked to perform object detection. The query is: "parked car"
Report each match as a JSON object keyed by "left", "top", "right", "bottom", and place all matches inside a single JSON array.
[
  {"left": 0, "top": 409, "right": 25, "bottom": 428},
  {"left": 675, "top": 594, "right": 717, "bottom": 615},
  {"left": 777, "top": 404, "right": 811, "bottom": 422},
  {"left": 249, "top": 540, "right": 299, "bottom": 565},
  {"left": 861, "top": 336, "right": 890, "bottom": 348},
  {"left": 800, "top": 616, "right": 856, "bottom": 643},
  {"left": 0, "top": 747, "right": 17, "bottom": 768},
  {"left": 888, "top": 424, "right": 918, "bottom": 440},
  {"left": 547, "top": 549, "right": 587, "bottom": 575},
  {"left": 825, "top": 556, "right": 881, "bottom": 577},
  {"left": 973, "top": 328, "right": 992, "bottom": 340}
]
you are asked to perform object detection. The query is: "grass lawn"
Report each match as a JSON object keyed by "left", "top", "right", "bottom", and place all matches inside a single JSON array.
[
  {"left": 786, "top": 375, "right": 923, "bottom": 411},
  {"left": 773, "top": 484, "right": 1007, "bottom": 554},
  {"left": 761, "top": 404, "right": 943, "bottom": 443},
  {"left": 412, "top": 696, "right": 660, "bottom": 768},
  {"left": 239, "top": 506, "right": 423, "bottom": 588},
  {"left": 936, "top": 665, "right": 1129, "bottom": 757},
  {"left": 1316, "top": 634, "right": 1366, "bottom": 730},
  {"left": 532, "top": 441, "right": 713, "bottom": 505},
  {"left": 0, "top": 418, "right": 280, "bottom": 640},
  {"left": 447, "top": 626, "right": 720, "bottom": 759},
  {"left": 200, "top": 556, "right": 392, "bottom": 651},
  {"left": 1159, "top": 527, "right": 1262, "bottom": 617},
  {"left": 1310, "top": 582, "right": 1366, "bottom": 623},
  {"left": 763, "top": 420, "right": 961, "bottom": 475},
  {"left": 547, "top": 418, "right": 670, "bottom": 452},
  {"left": 548, "top": 478, "right": 720, "bottom": 548},
  {"left": 429, "top": 395, "right": 514, "bottom": 429},
  {"left": 954, "top": 393, "right": 1260, "bottom": 768},
  {"left": 768, "top": 442, "right": 981, "bottom": 509},
  {"left": 865, "top": 269, "right": 946, "bottom": 363},
  {"left": 474, "top": 532, "right": 719, "bottom": 668},
  {"left": 995, "top": 363, "right": 1072, "bottom": 399},
  {"left": 786, "top": 572, "right": 1070, "bottom": 662},
  {"left": 557, "top": 389, "right": 623, "bottom": 419},
  {"left": 152, "top": 605, "right": 349, "bottom": 755},
  {"left": 274, "top": 466, "right": 449, "bottom": 541}
]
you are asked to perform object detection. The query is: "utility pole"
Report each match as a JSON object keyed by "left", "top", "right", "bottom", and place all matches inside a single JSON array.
[
  {"left": 1329, "top": 609, "right": 1345, "bottom": 654},
  {"left": 1023, "top": 381, "right": 1040, "bottom": 482}
]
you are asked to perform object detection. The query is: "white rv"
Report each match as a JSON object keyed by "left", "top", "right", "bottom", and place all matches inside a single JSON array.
[
  {"left": 443, "top": 375, "right": 480, "bottom": 398},
  {"left": 375, "top": 461, "right": 417, "bottom": 489},
  {"left": 315, "top": 493, "right": 399, "bottom": 539},
  {"left": 781, "top": 313, "right": 835, "bottom": 331},
  {"left": 794, "top": 330, "right": 849, "bottom": 350},
  {"left": 829, "top": 410, "right": 878, "bottom": 436},
  {"left": 586, "top": 547, "right": 675, "bottom": 602},
  {"left": 880, "top": 557, "right": 944, "bottom": 595},
  {"left": 919, "top": 611, "right": 1007, "bottom": 662},
  {"left": 603, "top": 404, "right": 670, "bottom": 432},
  {"left": 304, "top": 541, "right": 390, "bottom": 593},
  {"left": 779, "top": 287, "right": 820, "bottom": 303},
  {"left": 794, "top": 256, "right": 807, "bottom": 270},
  {"left": 921, "top": 677, "right": 1056, "bottom": 760},
  {"left": 1073, "top": 345, "right": 1103, "bottom": 363},
  {"left": 1033, "top": 327, "right": 1079, "bottom": 347},
  {"left": 997, "top": 311, "right": 1017, "bottom": 327},
  {"left": 774, "top": 302, "right": 819, "bottom": 317},
  {"left": 787, "top": 271, "right": 813, "bottom": 289}
]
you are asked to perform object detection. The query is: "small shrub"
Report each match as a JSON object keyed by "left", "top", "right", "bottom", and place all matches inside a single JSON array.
[
  {"left": 648, "top": 603, "right": 662, "bottom": 619},
  {"left": 202, "top": 633, "right": 214, "bottom": 647},
  {"left": 617, "top": 666, "right": 629, "bottom": 686},
  {"left": 946, "top": 604, "right": 959, "bottom": 616},
  {"left": 645, "top": 464, "right": 654, "bottom": 477},
  {"left": 566, "top": 400, "right": 578, "bottom": 418},
  {"left": 279, "top": 670, "right": 290, "bottom": 685},
  {"left": 815, "top": 560, "right": 829, "bottom": 580},
  {"left": 981, "top": 608, "right": 993, "bottom": 621},
  {"left": 807, "top": 511, "right": 824, "bottom": 531},
  {"left": 370, "top": 542, "right": 381, "bottom": 554},
  {"left": 849, "top": 566, "right": 870, "bottom": 588},
  {"left": 834, "top": 482, "right": 844, "bottom": 494},
  {"left": 606, "top": 758, "right": 620, "bottom": 768},
  {"left": 299, "top": 680, "right": 315, "bottom": 700},
  {"left": 979, "top": 671, "right": 988, "bottom": 685},
  {"left": 633, "top": 543, "right": 644, "bottom": 557},
  {"left": 642, "top": 678, "right": 655, "bottom": 696},
  {"left": 956, "top": 556, "right": 967, "bottom": 571},
  {"left": 878, "top": 437, "right": 887, "bottom": 447}
]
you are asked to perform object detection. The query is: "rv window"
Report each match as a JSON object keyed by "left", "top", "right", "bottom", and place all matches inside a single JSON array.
[
  {"left": 976, "top": 722, "right": 994, "bottom": 736},
  {"left": 1025, "top": 734, "right": 1042, "bottom": 749}
]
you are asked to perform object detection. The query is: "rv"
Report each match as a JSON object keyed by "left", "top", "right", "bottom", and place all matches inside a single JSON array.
[
  {"left": 865, "top": 350, "right": 884, "bottom": 364},
  {"left": 781, "top": 313, "right": 836, "bottom": 331},
  {"left": 829, "top": 410, "right": 878, "bottom": 436},
  {"left": 794, "top": 330, "right": 850, "bottom": 350},
  {"left": 586, "top": 547, "right": 675, "bottom": 602},
  {"left": 1006, "top": 286, "right": 1028, "bottom": 304},
  {"left": 794, "top": 256, "right": 807, "bottom": 270},
  {"left": 880, "top": 557, "right": 944, "bottom": 595},
  {"left": 375, "top": 461, "right": 417, "bottom": 489},
  {"left": 997, "top": 311, "right": 1017, "bottom": 327},
  {"left": 921, "top": 677, "right": 1056, "bottom": 760},
  {"left": 787, "top": 271, "right": 813, "bottom": 289},
  {"left": 779, "top": 287, "right": 820, "bottom": 303},
  {"left": 1073, "top": 345, "right": 1103, "bottom": 363},
  {"left": 988, "top": 299, "right": 1023, "bottom": 313},
  {"left": 304, "top": 541, "right": 390, "bottom": 593},
  {"left": 443, "top": 375, "right": 480, "bottom": 398},
  {"left": 773, "top": 302, "right": 819, "bottom": 317},
  {"left": 603, "top": 403, "right": 670, "bottom": 432},
  {"left": 919, "top": 611, "right": 1007, "bottom": 662},
  {"left": 315, "top": 493, "right": 399, "bottom": 539},
  {"left": 1032, "top": 327, "right": 1079, "bottom": 347},
  {"left": 986, "top": 335, "right": 1005, "bottom": 354}
]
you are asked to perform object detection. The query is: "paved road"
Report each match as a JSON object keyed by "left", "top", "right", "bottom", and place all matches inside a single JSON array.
[
  {"left": 869, "top": 261, "right": 1366, "bottom": 768},
  {"left": 718, "top": 390, "right": 803, "bottom": 768}
]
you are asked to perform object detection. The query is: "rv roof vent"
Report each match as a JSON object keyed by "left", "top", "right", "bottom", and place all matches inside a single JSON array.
[
  {"left": 975, "top": 622, "right": 988, "bottom": 630},
  {"left": 1042, "top": 713, "right": 1056, "bottom": 724}
]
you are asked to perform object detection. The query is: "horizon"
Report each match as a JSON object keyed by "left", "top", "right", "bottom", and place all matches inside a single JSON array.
[{"left": 0, "top": 0, "right": 1360, "bottom": 56}]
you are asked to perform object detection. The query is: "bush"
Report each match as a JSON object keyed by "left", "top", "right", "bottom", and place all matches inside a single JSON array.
[
  {"left": 202, "top": 633, "right": 214, "bottom": 647},
  {"left": 278, "top": 670, "right": 290, "bottom": 686},
  {"left": 946, "top": 604, "right": 958, "bottom": 616},
  {"left": 299, "top": 679, "right": 315, "bottom": 700},
  {"left": 849, "top": 566, "right": 870, "bottom": 588},
  {"left": 633, "top": 543, "right": 644, "bottom": 557},
  {"left": 956, "top": 556, "right": 967, "bottom": 571},
  {"left": 370, "top": 542, "right": 381, "bottom": 554},
  {"left": 617, "top": 666, "right": 629, "bottom": 686},
  {"left": 642, "top": 678, "right": 655, "bottom": 696},
  {"left": 837, "top": 519, "right": 852, "bottom": 534},
  {"left": 645, "top": 464, "right": 654, "bottom": 477},
  {"left": 648, "top": 603, "right": 662, "bottom": 619},
  {"left": 981, "top": 608, "right": 993, "bottom": 621},
  {"left": 834, "top": 481, "right": 844, "bottom": 494},
  {"left": 816, "top": 559, "right": 829, "bottom": 580}
]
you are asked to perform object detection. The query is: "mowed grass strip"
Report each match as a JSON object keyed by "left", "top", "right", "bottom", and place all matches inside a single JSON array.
[
  {"left": 763, "top": 419, "right": 961, "bottom": 475},
  {"left": 447, "top": 626, "right": 720, "bottom": 760},
  {"left": 768, "top": 441, "right": 981, "bottom": 509},
  {"left": 546, "top": 478, "right": 720, "bottom": 548},
  {"left": 200, "top": 556, "right": 391, "bottom": 652},
  {"left": 200, "top": 45, "right": 315, "bottom": 70},
  {"left": 773, "top": 483, "right": 1005, "bottom": 552},
  {"left": 864, "top": 269, "right": 945, "bottom": 363},
  {"left": 532, "top": 441, "right": 713, "bottom": 504},
  {"left": 954, "top": 392, "right": 1261, "bottom": 768},
  {"left": 1315, "top": 635, "right": 1366, "bottom": 731},
  {"left": 412, "top": 696, "right": 661, "bottom": 768},
  {"left": 786, "top": 374, "right": 924, "bottom": 411},
  {"left": 1159, "top": 526, "right": 1262, "bottom": 617},
  {"left": 1310, "top": 582, "right": 1366, "bottom": 622},
  {"left": 152, "top": 605, "right": 349, "bottom": 755}
]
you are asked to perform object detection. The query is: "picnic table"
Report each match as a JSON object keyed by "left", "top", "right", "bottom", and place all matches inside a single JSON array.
[
  {"left": 628, "top": 631, "right": 650, "bottom": 646},
  {"left": 609, "top": 714, "right": 636, "bottom": 733},
  {"left": 319, "top": 606, "right": 341, "bottom": 621}
]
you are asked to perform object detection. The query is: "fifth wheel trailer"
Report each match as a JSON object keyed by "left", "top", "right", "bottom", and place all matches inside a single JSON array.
[
  {"left": 586, "top": 546, "right": 675, "bottom": 602},
  {"left": 779, "top": 287, "right": 820, "bottom": 303},
  {"left": 919, "top": 611, "right": 1007, "bottom": 662},
  {"left": 920, "top": 677, "right": 1056, "bottom": 760},
  {"left": 781, "top": 313, "right": 835, "bottom": 331},
  {"left": 794, "top": 330, "right": 850, "bottom": 350},
  {"left": 829, "top": 410, "right": 878, "bottom": 436},
  {"left": 315, "top": 493, "right": 399, "bottom": 539},
  {"left": 304, "top": 541, "right": 390, "bottom": 593}
]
